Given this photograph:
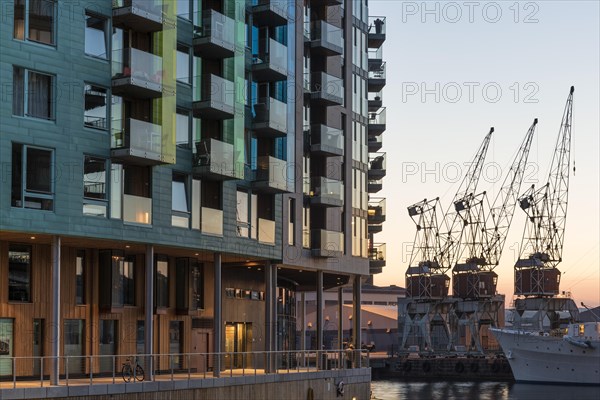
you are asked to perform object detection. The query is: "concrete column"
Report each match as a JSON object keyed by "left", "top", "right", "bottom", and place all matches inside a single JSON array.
[
  {"left": 316, "top": 271, "right": 323, "bottom": 368},
  {"left": 213, "top": 253, "right": 222, "bottom": 377},
  {"left": 264, "top": 264, "right": 272, "bottom": 373},
  {"left": 353, "top": 275, "right": 362, "bottom": 351},
  {"left": 145, "top": 245, "right": 154, "bottom": 381},
  {"left": 51, "top": 236, "right": 61, "bottom": 385},
  {"left": 337, "top": 287, "right": 343, "bottom": 350}
]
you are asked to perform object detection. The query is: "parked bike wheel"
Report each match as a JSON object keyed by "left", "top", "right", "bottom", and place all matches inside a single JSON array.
[
  {"left": 122, "top": 365, "right": 132, "bottom": 383},
  {"left": 135, "top": 364, "right": 144, "bottom": 381}
]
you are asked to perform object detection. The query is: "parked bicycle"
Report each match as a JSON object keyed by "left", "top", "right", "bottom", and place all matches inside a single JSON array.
[{"left": 122, "top": 356, "right": 144, "bottom": 382}]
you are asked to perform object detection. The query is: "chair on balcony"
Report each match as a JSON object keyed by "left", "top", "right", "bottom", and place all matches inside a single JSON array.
[
  {"left": 371, "top": 156, "right": 384, "bottom": 170},
  {"left": 195, "top": 141, "right": 210, "bottom": 166}
]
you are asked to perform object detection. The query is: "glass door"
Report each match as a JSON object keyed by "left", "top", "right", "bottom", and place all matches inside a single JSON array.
[
  {"left": 99, "top": 320, "right": 117, "bottom": 373},
  {"left": 0, "top": 319, "right": 14, "bottom": 376},
  {"left": 64, "top": 320, "right": 85, "bottom": 374}
]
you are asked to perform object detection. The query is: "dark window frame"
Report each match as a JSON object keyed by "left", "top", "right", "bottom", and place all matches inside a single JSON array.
[
  {"left": 8, "top": 244, "right": 32, "bottom": 303},
  {"left": 13, "top": 0, "right": 57, "bottom": 47},
  {"left": 13, "top": 66, "right": 55, "bottom": 120},
  {"left": 11, "top": 143, "right": 55, "bottom": 211},
  {"left": 84, "top": 11, "right": 109, "bottom": 60}
]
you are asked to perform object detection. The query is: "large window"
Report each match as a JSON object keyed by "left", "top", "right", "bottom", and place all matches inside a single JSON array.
[
  {"left": 84, "top": 12, "right": 108, "bottom": 59},
  {"left": 155, "top": 258, "right": 169, "bottom": 309},
  {"left": 84, "top": 85, "right": 108, "bottom": 130},
  {"left": 12, "top": 143, "right": 54, "bottom": 211},
  {"left": 175, "top": 110, "right": 190, "bottom": 147},
  {"left": 75, "top": 251, "right": 85, "bottom": 305},
  {"left": 122, "top": 258, "right": 135, "bottom": 306},
  {"left": 172, "top": 173, "right": 190, "bottom": 228},
  {"left": 14, "top": 0, "right": 56, "bottom": 46},
  {"left": 99, "top": 251, "right": 135, "bottom": 310},
  {"left": 83, "top": 156, "right": 107, "bottom": 217},
  {"left": 236, "top": 190, "right": 258, "bottom": 239},
  {"left": 8, "top": 245, "right": 31, "bottom": 302},
  {"left": 13, "top": 67, "right": 55, "bottom": 120},
  {"left": 176, "top": 44, "right": 190, "bottom": 84}
]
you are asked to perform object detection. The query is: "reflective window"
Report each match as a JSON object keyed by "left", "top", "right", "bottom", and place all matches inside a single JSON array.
[
  {"left": 84, "top": 84, "right": 108, "bottom": 130},
  {"left": 175, "top": 110, "right": 190, "bottom": 147},
  {"left": 85, "top": 13, "right": 108, "bottom": 59},
  {"left": 8, "top": 245, "right": 31, "bottom": 302},
  {"left": 176, "top": 45, "right": 190, "bottom": 84},
  {"left": 172, "top": 173, "right": 189, "bottom": 228},
  {"left": 83, "top": 156, "right": 107, "bottom": 217},
  {"left": 14, "top": 0, "right": 56, "bottom": 46},
  {"left": 13, "top": 67, "right": 54, "bottom": 120},
  {"left": 11, "top": 143, "right": 54, "bottom": 211},
  {"left": 155, "top": 258, "right": 169, "bottom": 309}
]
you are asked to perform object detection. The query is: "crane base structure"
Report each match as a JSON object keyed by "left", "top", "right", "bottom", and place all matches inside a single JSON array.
[{"left": 510, "top": 296, "right": 579, "bottom": 332}]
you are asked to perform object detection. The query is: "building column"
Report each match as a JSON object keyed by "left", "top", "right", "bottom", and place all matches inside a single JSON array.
[
  {"left": 316, "top": 271, "right": 323, "bottom": 368},
  {"left": 213, "top": 253, "right": 222, "bottom": 377},
  {"left": 145, "top": 245, "right": 154, "bottom": 381},
  {"left": 51, "top": 236, "right": 61, "bottom": 385},
  {"left": 271, "top": 265, "right": 278, "bottom": 370},
  {"left": 264, "top": 264, "right": 272, "bottom": 373},
  {"left": 300, "top": 292, "right": 306, "bottom": 352},
  {"left": 337, "top": 287, "right": 343, "bottom": 350},
  {"left": 353, "top": 275, "right": 362, "bottom": 352}
]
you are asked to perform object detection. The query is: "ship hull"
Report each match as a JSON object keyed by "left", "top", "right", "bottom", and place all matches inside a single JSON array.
[{"left": 490, "top": 328, "right": 600, "bottom": 385}]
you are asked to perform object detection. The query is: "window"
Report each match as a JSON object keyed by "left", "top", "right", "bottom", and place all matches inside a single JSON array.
[
  {"left": 175, "top": 110, "right": 190, "bottom": 147},
  {"left": 175, "top": 258, "right": 204, "bottom": 312},
  {"left": 236, "top": 190, "right": 257, "bottom": 239},
  {"left": 84, "top": 85, "right": 108, "bottom": 130},
  {"left": 75, "top": 251, "right": 85, "bottom": 305},
  {"left": 288, "top": 198, "right": 295, "bottom": 246},
  {"left": 192, "top": 263, "right": 204, "bottom": 310},
  {"left": 83, "top": 156, "right": 108, "bottom": 217},
  {"left": 176, "top": 0, "right": 191, "bottom": 19},
  {"left": 8, "top": 245, "right": 31, "bottom": 302},
  {"left": 155, "top": 258, "right": 169, "bottom": 309},
  {"left": 14, "top": 0, "right": 56, "bottom": 46},
  {"left": 123, "top": 165, "right": 152, "bottom": 225},
  {"left": 85, "top": 12, "right": 108, "bottom": 59},
  {"left": 13, "top": 67, "right": 55, "bottom": 120},
  {"left": 12, "top": 143, "right": 54, "bottom": 211},
  {"left": 99, "top": 251, "right": 135, "bottom": 309},
  {"left": 176, "top": 45, "right": 190, "bottom": 84},
  {"left": 172, "top": 173, "right": 190, "bottom": 228},
  {"left": 122, "top": 258, "right": 135, "bottom": 306}
]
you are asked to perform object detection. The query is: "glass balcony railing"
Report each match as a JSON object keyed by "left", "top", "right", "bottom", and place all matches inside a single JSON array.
[
  {"left": 113, "top": 0, "right": 163, "bottom": 32},
  {"left": 251, "top": 0, "right": 288, "bottom": 26},
  {"left": 311, "top": 229, "right": 344, "bottom": 257},
  {"left": 368, "top": 62, "right": 386, "bottom": 80},
  {"left": 368, "top": 90, "right": 383, "bottom": 111},
  {"left": 252, "top": 97, "right": 287, "bottom": 137},
  {"left": 111, "top": 118, "right": 162, "bottom": 163},
  {"left": 111, "top": 48, "right": 163, "bottom": 98},
  {"left": 311, "top": 20, "right": 343, "bottom": 55},
  {"left": 193, "top": 138, "right": 235, "bottom": 179},
  {"left": 368, "top": 107, "right": 386, "bottom": 134},
  {"left": 254, "top": 156, "right": 288, "bottom": 193},
  {"left": 368, "top": 198, "right": 386, "bottom": 224},
  {"left": 310, "top": 124, "right": 344, "bottom": 156},
  {"left": 258, "top": 218, "right": 276, "bottom": 245},
  {"left": 192, "top": 10, "right": 235, "bottom": 58},
  {"left": 201, "top": 207, "right": 223, "bottom": 236},
  {"left": 369, "top": 243, "right": 387, "bottom": 263},
  {"left": 369, "top": 152, "right": 387, "bottom": 171},
  {"left": 311, "top": 177, "right": 344, "bottom": 206},
  {"left": 113, "top": 0, "right": 162, "bottom": 15},
  {"left": 123, "top": 194, "right": 152, "bottom": 225},
  {"left": 368, "top": 135, "right": 383, "bottom": 152},
  {"left": 193, "top": 74, "right": 235, "bottom": 119},
  {"left": 368, "top": 16, "right": 386, "bottom": 36},
  {"left": 252, "top": 38, "right": 287, "bottom": 80},
  {"left": 368, "top": 178, "right": 383, "bottom": 193},
  {"left": 368, "top": 47, "right": 383, "bottom": 66},
  {"left": 307, "top": 72, "right": 344, "bottom": 106}
]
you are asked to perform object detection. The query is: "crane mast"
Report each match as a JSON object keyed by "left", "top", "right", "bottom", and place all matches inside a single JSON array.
[{"left": 515, "top": 87, "right": 575, "bottom": 297}]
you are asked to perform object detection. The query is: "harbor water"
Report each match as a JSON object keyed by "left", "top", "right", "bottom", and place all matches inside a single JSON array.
[{"left": 371, "top": 379, "right": 600, "bottom": 400}]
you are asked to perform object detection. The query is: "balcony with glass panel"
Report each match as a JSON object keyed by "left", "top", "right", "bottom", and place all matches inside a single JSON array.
[
  {"left": 368, "top": 62, "right": 386, "bottom": 92},
  {"left": 252, "top": 156, "right": 288, "bottom": 193},
  {"left": 111, "top": 118, "right": 163, "bottom": 165},
  {"left": 309, "top": 124, "right": 344, "bottom": 156},
  {"left": 368, "top": 135, "right": 382, "bottom": 153},
  {"left": 368, "top": 178, "right": 383, "bottom": 193},
  {"left": 368, "top": 107, "right": 386, "bottom": 136},
  {"left": 369, "top": 243, "right": 386, "bottom": 272},
  {"left": 311, "top": 229, "right": 344, "bottom": 258},
  {"left": 310, "top": 21, "right": 343, "bottom": 56},
  {"left": 192, "top": 138, "right": 236, "bottom": 180},
  {"left": 252, "top": 97, "right": 287, "bottom": 138},
  {"left": 368, "top": 16, "right": 386, "bottom": 48},
  {"left": 368, "top": 152, "right": 387, "bottom": 180},
  {"left": 252, "top": 38, "right": 288, "bottom": 82},
  {"left": 310, "top": 177, "right": 344, "bottom": 207},
  {"left": 307, "top": 72, "right": 344, "bottom": 106},
  {"left": 368, "top": 198, "right": 386, "bottom": 225},
  {"left": 112, "top": 0, "right": 163, "bottom": 32},
  {"left": 112, "top": 48, "right": 163, "bottom": 99},
  {"left": 368, "top": 91, "right": 383, "bottom": 112},
  {"left": 251, "top": 0, "right": 288, "bottom": 27},
  {"left": 368, "top": 47, "right": 383, "bottom": 70},
  {"left": 192, "top": 74, "right": 234, "bottom": 120},
  {"left": 192, "top": 10, "right": 235, "bottom": 59}
]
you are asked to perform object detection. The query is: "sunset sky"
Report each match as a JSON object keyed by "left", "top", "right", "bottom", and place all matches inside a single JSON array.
[{"left": 368, "top": 1, "right": 600, "bottom": 307}]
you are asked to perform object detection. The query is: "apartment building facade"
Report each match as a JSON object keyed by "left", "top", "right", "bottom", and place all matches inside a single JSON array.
[{"left": 0, "top": 0, "right": 386, "bottom": 381}]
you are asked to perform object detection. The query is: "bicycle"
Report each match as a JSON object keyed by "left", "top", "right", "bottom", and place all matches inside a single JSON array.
[{"left": 122, "top": 356, "right": 144, "bottom": 382}]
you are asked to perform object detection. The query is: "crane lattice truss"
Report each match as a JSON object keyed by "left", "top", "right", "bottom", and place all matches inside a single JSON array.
[
  {"left": 452, "top": 119, "right": 538, "bottom": 299},
  {"left": 515, "top": 87, "right": 574, "bottom": 297}
]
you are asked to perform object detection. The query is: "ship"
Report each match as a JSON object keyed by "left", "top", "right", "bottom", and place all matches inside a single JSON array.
[{"left": 490, "top": 322, "right": 600, "bottom": 385}]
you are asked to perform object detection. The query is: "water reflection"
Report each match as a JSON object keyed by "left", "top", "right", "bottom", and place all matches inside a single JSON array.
[{"left": 371, "top": 380, "right": 598, "bottom": 400}]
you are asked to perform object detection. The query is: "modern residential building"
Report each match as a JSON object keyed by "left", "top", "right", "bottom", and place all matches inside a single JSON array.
[{"left": 0, "top": 0, "right": 386, "bottom": 389}]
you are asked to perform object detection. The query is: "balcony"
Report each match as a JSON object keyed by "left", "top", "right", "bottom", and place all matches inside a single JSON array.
[
  {"left": 369, "top": 152, "right": 386, "bottom": 180},
  {"left": 368, "top": 62, "right": 386, "bottom": 92},
  {"left": 311, "top": 229, "right": 344, "bottom": 258},
  {"left": 252, "top": 97, "right": 287, "bottom": 138},
  {"left": 192, "top": 74, "right": 234, "bottom": 120},
  {"left": 306, "top": 72, "right": 344, "bottom": 106},
  {"left": 368, "top": 179, "right": 383, "bottom": 193},
  {"left": 192, "top": 10, "right": 235, "bottom": 59},
  {"left": 251, "top": 0, "right": 288, "bottom": 27},
  {"left": 368, "top": 107, "right": 386, "bottom": 136},
  {"left": 202, "top": 207, "right": 223, "bottom": 236},
  {"left": 310, "top": 177, "right": 344, "bottom": 207},
  {"left": 368, "top": 91, "right": 383, "bottom": 112},
  {"left": 309, "top": 124, "right": 344, "bottom": 156},
  {"left": 368, "top": 198, "right": 386, "bottom": 225},
  {"left": 112, "top": 0, "right": 163, "bottom": 33},
  {"left": 368, "top": 135, "right": 382, "bottom": 153},
  {"left": 111, "top": 118, "right": 163, "bottom": 165},
  {"left": 252, "top": 156, "right": 288, "bottom": 193},
  {"left": 368, "top": 47, "right": 383, "bottom": 70},
  {"left": 369, "top": 243, "right": 386, "bottom": 272},
  {"left": 310, "top": 20, "right": 343, "bottom": 56},
  {"left": 123, "top": 194, "right": 152, "bottom": 225},
  {"left": 112, "top": 48, "right": 162, "bottom": 99},
  {"left": 368, "top": 223, "right": 382, "bottom": 234},
  {"left": 192, "top": 139, "right": 236, "bottom": 180},
  {"left": 258, "top": 218, "right": 276, "bottom": 245},
  {"left": 252, "top": 38, "right": 288, "bottom": 82},
  {"left": 367, "top": 16, "right": 386, "bottom": 48}
]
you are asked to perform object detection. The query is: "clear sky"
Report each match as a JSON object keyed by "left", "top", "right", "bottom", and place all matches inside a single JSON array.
[{"left": 368, "top": 0, "right": 600, "bottom": 307}]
